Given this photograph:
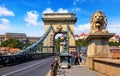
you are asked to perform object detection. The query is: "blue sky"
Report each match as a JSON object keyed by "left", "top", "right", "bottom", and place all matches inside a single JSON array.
[{"left": 0, "top": 0, "right": 120, "bottom": 37}]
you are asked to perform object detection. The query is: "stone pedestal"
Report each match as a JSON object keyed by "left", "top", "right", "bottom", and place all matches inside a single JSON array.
[{"left": 85, "top": 33, "right": 114, "bottom": 69}]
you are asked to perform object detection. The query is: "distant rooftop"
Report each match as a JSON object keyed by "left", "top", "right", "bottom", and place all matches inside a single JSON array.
[
  {"left": 75, "top": 34, "right": 80, "bottom": 37},
  {"left": 114, "top": 35, "right": 120, "bottom": 38},
  {"left": 3, "top": 33, "right": 27, "bottom": 40},
  {"left": 5, "top": 32, "right": 26, "bottom": 35},
  {"left": 5, "top": 32, "right": 26, "bottom": 37},
  {"left": 80, "top": 32, "right": 87, "bottom": 36}
]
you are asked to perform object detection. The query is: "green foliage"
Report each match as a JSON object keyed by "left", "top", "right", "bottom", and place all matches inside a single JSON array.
[
  {"left": 75, "top": 39, "right": 88, "bottom": 47},
  {"left": 56, "top": 38, "right": 88, "bottom": 50},
  {"left": 109, "top": 42, "right": 120, "bottom": 46},
  {"left": 1, "top": 40, "right": 8, "bottom": 47},
  {"left": 1, "top": 38, "right": 31, "bottom": 49},
  {"left": 55, "top": 37, "right": 64, "bottom": 50},
  {"left": 1, "top": 38, "right": 18, "bottom": 47}
]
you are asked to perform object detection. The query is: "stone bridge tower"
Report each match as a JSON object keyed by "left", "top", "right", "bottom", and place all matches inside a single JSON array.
[{"left": 42, "top": 13, "right": 77, "bottom": 53}]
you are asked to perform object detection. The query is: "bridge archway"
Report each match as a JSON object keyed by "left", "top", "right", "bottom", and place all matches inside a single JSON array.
[
  {"left": 54, "top": 33, "right": 63, "bottom": 53},
  {"left": 42, "top": 13, "right": 77, "bottom": 53}
]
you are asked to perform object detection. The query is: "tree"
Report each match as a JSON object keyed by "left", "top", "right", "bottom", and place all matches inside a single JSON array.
[
  {"left": 1, "top": 38, "right": 31, "bottom": 49},
  {"left": 109, "top": 42, "right": 120, "bottom": 46},
  {"left": 55, "top": 37, "right": 64, "bottom": 50},
  {"left": 8, "top": 38, "right": 19, "bottom": 48},
  {"left": 75, "top": 39, "right": 88, "bottom": 47},
  {"left": 1, "top": 40, "right": 8, "bottom": 47}
]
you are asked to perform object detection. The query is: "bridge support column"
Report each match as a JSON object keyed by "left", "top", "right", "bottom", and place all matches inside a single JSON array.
[{"left": 85, "top": 33, "right": 114, "bottom": 70}]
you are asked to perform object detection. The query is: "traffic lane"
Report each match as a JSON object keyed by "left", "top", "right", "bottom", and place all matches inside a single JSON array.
[
  {"left": 3, "top": 58, "right": 54, "bottom": 76},
  {"left": 2, "top": 57, "right": 54, "bottom": 76},
  {"left": 0, "top": 57, "right": 51, "bottom": 75},
  {"left": 0, "top": 57, "right": 54, "bottom": 76},
  {"left": 21, "top": 59, "right": 52, "bottom": 76}
]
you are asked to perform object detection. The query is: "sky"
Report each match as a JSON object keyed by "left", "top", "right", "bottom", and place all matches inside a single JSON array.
[{"left": 0, "top": 0, "right": 120, "bottom": 37}]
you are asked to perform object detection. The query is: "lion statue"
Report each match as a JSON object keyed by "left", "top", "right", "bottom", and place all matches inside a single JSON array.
[{"left": 90, "top": 11, "right": 108, "bottom": 34}]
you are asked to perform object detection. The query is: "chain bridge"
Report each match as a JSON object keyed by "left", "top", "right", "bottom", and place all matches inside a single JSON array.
[
  {"left": 0, "top": 13, "right": 77, "bottom": 66},
  {"left": 0, "top": 12, "right": 120, "bottom": 76}
]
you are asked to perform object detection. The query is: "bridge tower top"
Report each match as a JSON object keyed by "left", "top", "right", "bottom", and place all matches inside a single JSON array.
[{"left": 42, "top": 13, "right": 77, "bottom": 23}]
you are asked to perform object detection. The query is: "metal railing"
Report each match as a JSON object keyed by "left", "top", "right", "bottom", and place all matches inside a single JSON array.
[{"left": 0, "top": 53, "right": 53, "bottom": 67}]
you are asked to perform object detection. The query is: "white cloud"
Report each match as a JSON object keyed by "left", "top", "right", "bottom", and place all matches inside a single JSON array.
[
  {"left": 0, "top": 6, "right": 14, "bottom": 34},
  {"left": 75, "top": 20, "right": 120, "bottom": 36},
  {"left": 0, "top": 6, "right": 15, "bottom": 17},
  {"left": 75, "top": 23, "right": 90, "bottom": 35},
  {"left": 71, "top": 7, "right": 81, "bottom": 12},
  {"left": 107, "top": 21, "right": 120, "bottom": 35},
  {"left": 43, "top": 8, "right": 68, "bottom": 13},
  {"left": 73, "top": 0, "right": 78, "bottom": 5},
  {"left": 24, "top": 10, "right": 40, "bottom": 26},
  {"left": 57, "top": 8, "right": 68, "bottom": 13},
  {"left": 0, "top": 18, "right": 10, "bottom": 30},
  {"left": 27, "top": 30, "right": 44, "bottom": 37},
  {"left": 73, "top": 0, "right": 86, "bottom": 5},
  {"left": 43, "top": 8, "right": 54, "bottom": 13},
  {"left": 1, "top": 18, "right": 10, "bottom": 25}
]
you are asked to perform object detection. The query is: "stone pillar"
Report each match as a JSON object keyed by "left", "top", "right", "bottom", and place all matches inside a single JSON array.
[
  {"left": 85, "top": 33, "right": 114, "bottom": 69},
  {"left": 84, "top": 10, "right": 115, "bottom": 70},
  {"left": 60, "top": 42, "right": 65, "bottom": 53},
  {"left": 42, "top": 13, "right": 77, "bottom": 53}
]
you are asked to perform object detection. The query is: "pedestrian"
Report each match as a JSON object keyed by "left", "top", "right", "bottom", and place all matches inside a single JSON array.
[
  {"left": 80, "top": 56, "right": 82, "bottom": 63},
  {"left": 75, "top": 55, "right": 79, "bottom": 65}
]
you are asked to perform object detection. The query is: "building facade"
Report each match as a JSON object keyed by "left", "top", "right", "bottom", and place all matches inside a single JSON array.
[
  {"left": 79, "top": 32, "right": 87, "bottom": 39},
  {"left": 4, "top": 33, "right": 27, "bottom": 41},
  {"left": 109, "top": 35, "right": 120, "bottom": 42},
  {"left": 0, "top": 33, "right": 40, "bottom": 43},
  {"left": 0, "top": 35, "right": 4, "bottom": 45}
]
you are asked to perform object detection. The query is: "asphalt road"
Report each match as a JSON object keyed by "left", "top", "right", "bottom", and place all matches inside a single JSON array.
[{"left": 0, "top": 57, "right": 55, "bottom": 76}]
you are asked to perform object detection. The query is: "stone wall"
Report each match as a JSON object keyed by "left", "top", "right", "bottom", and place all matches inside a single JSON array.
[{"left": 93, "top": 58, "right": 120, "bottom": 76}]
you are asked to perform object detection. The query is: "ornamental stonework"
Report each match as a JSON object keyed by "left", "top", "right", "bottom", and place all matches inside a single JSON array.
[{"left": 90, "top": 11, "right": 108, "bottom": 34}]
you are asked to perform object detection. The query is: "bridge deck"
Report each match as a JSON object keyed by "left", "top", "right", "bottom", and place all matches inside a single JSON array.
[
  {"left": 0, "top": 57, "right": 55, "bottom": 76},
  {"left": 56, "top": 64, "right": 104, "bottom": 76}
]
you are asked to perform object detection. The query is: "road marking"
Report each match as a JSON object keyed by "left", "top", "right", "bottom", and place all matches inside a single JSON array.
[{"left": 2, "top": 58, "right": 52, "bottom": 76}]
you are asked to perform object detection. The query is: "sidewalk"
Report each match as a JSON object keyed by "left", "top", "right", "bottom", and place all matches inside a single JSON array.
[{"left": 56, "top": 64, "right": 105, "bottom": 76}]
